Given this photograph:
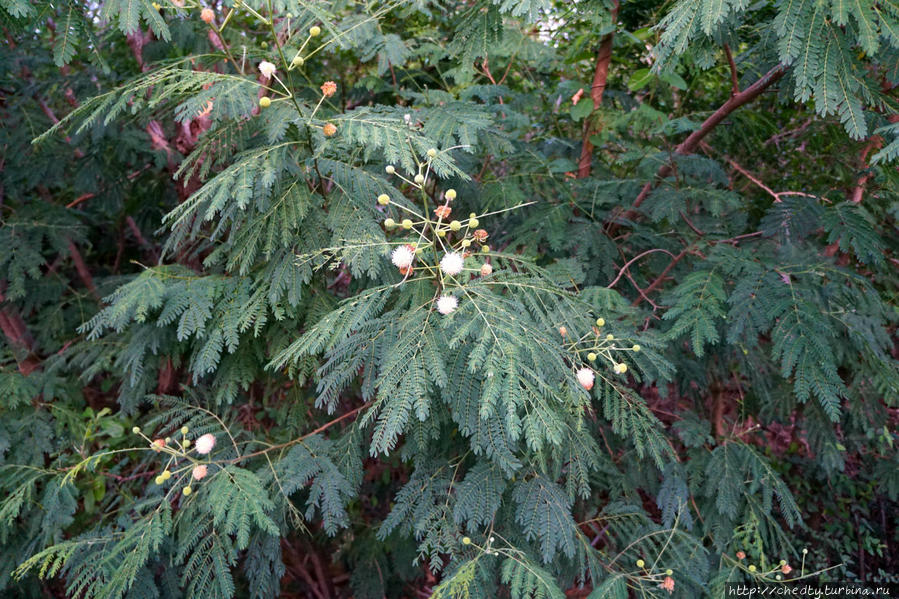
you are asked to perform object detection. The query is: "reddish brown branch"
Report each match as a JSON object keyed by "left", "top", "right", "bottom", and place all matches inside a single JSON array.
[
  {"left": 577, "top": 0, "right": 619, "bottom": 179},
  {"left": 723, "top": 44, "right": 739, "bottom": 96},
  {"left": 0, "top": 285, "right": 40, "bottom": 374},
  {"left": 849, "top": 138, "right": 882, "bottom": 204},
  {"left": 618, "top": 64, "right": 786, "bottom": 224}
]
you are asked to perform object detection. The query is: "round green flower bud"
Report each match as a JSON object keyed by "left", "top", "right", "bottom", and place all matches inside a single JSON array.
[
  {"left": 401, "top": 219, "right": 413, "bottom": 229},
  {"left": 260, "top": 41, "right": 268, "bottom": 48},
  {"left": 445, "top": 189, "right": 457, "bottom": 200},
  {"left": 481, "top": 245, "right": 490, "bottom": 253},
  {"left": 377, "top": 194, "right": 390, "bottom": 205},
  {"left": 181, "top": 426, "right": 189, "bottom": 435},
  {"left": 164, "top": 437, "right": 171, "bottom": 444},
  {"left": 427, "top": 148, "right": 437, "bottom": 158},
  {"left": 259, "top": 96, "right": 271, "bottom": 108},
  {"left": 183, "top": 439, "right": 191, "bottom": 448},
  {"left": 587, "top": 352, "right": 597, "bottom": 362},
  {"left": 414, "top": 174, "right": 425, "bottom": 184},
  {"left": 780, "top": 560, "right": 787, "bottom": 566},
  {"left": 461, "top": 239, "right": 471, "bottom": 248},
  {"left": 450, "top": 220, "right": 461, "bottom": 231},
  {"left": 385, "top": 165, "right": 395, "bottom": 174},
  {"left": 469, "top": 218, "right": 479, "bottom": 228},
  {"left": 665, "top": 569, "right": 673, "bottom": 576},
  {"left": 748, "top": 565, "right": 756, "bottom": 572},
  {"left": 161, "top": 470, "right": 171, "bottom": 481},
  {"left": 462, "top": 536, "right": 471, "bottom": 545},
  {"left": 155, "top": 475, "right": 164, "bottom": 485},
  {"left": 636, "top": 559, "right": 645, "bottom": 568},
  {"left": 437, "top": 229, "right": 447, "bottom": 237},
  {"left": 384, "top": 218, "right": 396, "bottom": 228},
  {"left": 132, "top": 426, "right": 141, "bottom": 434},
  {"left": 632, "top": 344, "right": 640, "bottom": 352},
  {"left": 182, "top": 485, "right": 192, "bottom": 496},
  {"left": 606, "top": 333, "right": 614, "bottom": 340},
  {"left": 292, "top": 55, "right": 304, "bottom": 67},
  {"left": 596, "top": 317, "right": 605, "bottom": 327},
  {"left": 309, "top": 26, "right": 321, "bottom": 37}
]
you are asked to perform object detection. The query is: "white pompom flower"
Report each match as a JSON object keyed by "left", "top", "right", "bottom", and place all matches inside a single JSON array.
[
  {"left": 576, "top": 367, "right": 595, "bottom": 391},
  {"left": 391, "top": 245, "right": 414, "bottom": 269},
  {"left": 195, "top": 433, "right": 216, "bottom": 455},
  {"left": 258, "top": 61, "right": 277, "bottom": 79},
  {"left": 436, "top": 295, "right": 458, "bottom": 315},
  {"left": 440, "top": 252, "right": 464, "bottom": 276}
]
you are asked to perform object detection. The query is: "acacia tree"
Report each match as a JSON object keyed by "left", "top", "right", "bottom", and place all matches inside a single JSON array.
[{"left": 1, "top": 0, "right": 897, "bottom": 597}]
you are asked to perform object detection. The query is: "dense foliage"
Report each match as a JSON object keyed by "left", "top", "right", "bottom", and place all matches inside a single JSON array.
[{"left": 1, "top": 0, "right": 898, "bottom": 597}]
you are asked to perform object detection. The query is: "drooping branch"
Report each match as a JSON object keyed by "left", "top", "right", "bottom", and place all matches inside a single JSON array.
[
  {"left": 577, "top": 0, "right": 619, "bottom": 179},
  {"left": 618, "top": 64, "right": 786, "bottom": 221}
]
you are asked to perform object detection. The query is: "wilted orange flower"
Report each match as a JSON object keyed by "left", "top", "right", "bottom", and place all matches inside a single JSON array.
[
  {"left": 571, "top": 88, "right": 584, "bottom": 105},
  {"left": 559, "top": 326, "right": 567, "bottom": 337},
  {"left": 781, "top": 564, "right": 792, "bottom": 575},
  {"left": 472, "top": 229, "right": 488, "bottom": 242},
  {"left": 434, "top": 205, "right": 451, "bottom": 219},
  {"left": 321, "top": 81, "right": 337, "bottom": 97},
  {"left": 322, "top": 123, "right": 337, "bottom": 136},
  {"left": 200, "top": 7, "right": 214, "bottom": 23},
  {"left": 736, "top": 551, "right": 746, "bottom": 560},
  {"left": 152, "top": 439, "right": 166, "bottom": 451},
  {"left": 197, "top": 100, "right": 213, "bottom": 118},
  {"left": 661, "top": 576, "right": 675, "bottom": 593}
]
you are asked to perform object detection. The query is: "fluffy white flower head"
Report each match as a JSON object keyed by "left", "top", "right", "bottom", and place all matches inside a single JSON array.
[
  {"left": 391, "top": 245, "right": 414, "bottom": 269},
  {"left": 440, "top": 252, "right": 464, "bottom": 276},
  {"left": 195, "top": 433, "right": 216, "bottom": 455},
  {"left": 576, "top": 367, "right": 595, "bottom": 390},
  {"left": 258, "top": 61, "right": 277, "bottom": 79},
  {"left": 436, "top": 295, "right": 458, "bottom": 315}
]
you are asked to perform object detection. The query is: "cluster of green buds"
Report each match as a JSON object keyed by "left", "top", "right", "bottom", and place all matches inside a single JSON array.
[
  {"left": 460, "top": 534, "right": 500, "bottom": 556},
  {"left": 131, "top": 425, "right": 216, "bottom": 497},
  {"left": 378, "top": 148, "right": 495, "bottom": 315},
  {"left": 561, "top": 317, "right": 641, "bottom": 390}
]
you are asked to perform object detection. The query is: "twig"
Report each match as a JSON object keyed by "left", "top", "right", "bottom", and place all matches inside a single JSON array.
[
  {"left": 65, "top": 193, "right": 95, "bottom": 209},
  {"left": 229, "top": 402, "right": 371, "bottom": 463},
  {"left": 606, "top": 248, "right": 675, "bottom": 289}
]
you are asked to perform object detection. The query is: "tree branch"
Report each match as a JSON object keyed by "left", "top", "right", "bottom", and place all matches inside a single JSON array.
[
  {"left": 616, "top": 64, "right": 786, "bottom": 224},
  {"left": 577, "top": 0, "right": 619, "bottom": 179},
  {"left": 723, "top": 44, "right": 739, "bottom": 96}
]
